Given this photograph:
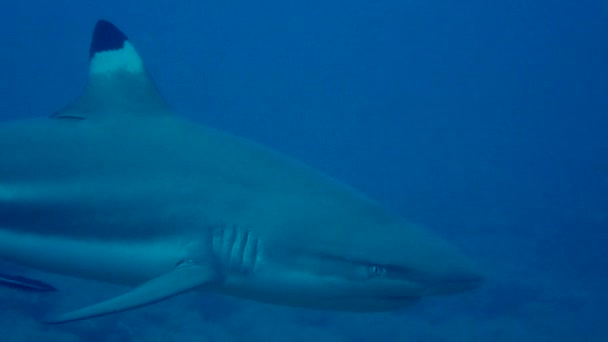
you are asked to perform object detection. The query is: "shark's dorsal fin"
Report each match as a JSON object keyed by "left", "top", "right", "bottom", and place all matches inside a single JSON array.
[{"left": 52, "top": 20, "right": 171, "bottom": 120}]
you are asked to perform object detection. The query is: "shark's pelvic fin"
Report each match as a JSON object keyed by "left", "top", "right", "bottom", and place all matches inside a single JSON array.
[
  {"left": 52, "top": 19, "right": 171, "bottom": 120},
  {"left": 44, "top": 262, "right": 215, "bottom": 324},
  {"left": 0, "top": 273, "right": 57, "bottom": 292}
]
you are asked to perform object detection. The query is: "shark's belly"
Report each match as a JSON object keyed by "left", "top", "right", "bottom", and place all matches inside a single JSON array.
[
  {"left": 0, "top": 154, "right": 203, "bottom": 285},
  {"left": 0, "top": 227, "right": 186, "bottom": 285},
  {"left": 0, "top": 123, "right": 237, "bottom": 285}
]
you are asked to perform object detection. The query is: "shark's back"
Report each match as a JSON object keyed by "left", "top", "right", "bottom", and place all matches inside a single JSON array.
[
  {"left": 0, "top": 114, "right": 381, "bottom": 241},
  {"left": 0, "top": 16, "right": 417, "bottom": 270}
]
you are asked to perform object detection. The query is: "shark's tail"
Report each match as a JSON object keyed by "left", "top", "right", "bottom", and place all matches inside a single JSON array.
[{"left": 0, "top": 273, "right": 57, "bottom": 292}]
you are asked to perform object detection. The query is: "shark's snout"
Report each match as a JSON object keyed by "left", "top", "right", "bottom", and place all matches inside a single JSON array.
[
  {"left": 421, "top": 245, "right": 485, "bottom": 296},
  {"left": 396, "top": 227, "right": 484, "bottom": 297}
]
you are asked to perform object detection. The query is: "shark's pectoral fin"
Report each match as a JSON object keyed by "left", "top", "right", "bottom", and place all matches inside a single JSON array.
[{"left": 44, "top": 262, "right": 215, "bottom": 324}]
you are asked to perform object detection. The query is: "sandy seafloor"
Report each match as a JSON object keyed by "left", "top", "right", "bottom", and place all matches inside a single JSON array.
[{"left": 1, "top": 0, "right": 607, "bottom": 341}]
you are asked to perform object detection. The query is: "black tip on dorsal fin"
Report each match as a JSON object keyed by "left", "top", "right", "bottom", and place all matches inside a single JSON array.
[{"left": 89, "top": 20, "right": 128, "bottom": 59}]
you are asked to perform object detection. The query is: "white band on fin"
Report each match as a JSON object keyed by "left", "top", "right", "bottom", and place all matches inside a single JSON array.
[{"left": 90, "top": 41, "right": 144, "bottom": 75}]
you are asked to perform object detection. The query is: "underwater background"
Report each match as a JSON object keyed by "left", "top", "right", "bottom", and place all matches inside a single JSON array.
[{"left": 0, "top": 0, "right": 606, "bottom": 341}]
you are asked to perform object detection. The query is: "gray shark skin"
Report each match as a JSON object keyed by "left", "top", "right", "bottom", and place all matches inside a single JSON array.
[{"left": 0, "top": 20, "right": 482, "bottom": 324}]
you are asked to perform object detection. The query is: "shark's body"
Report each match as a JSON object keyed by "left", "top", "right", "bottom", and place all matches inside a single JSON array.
[{"left": 0, "top": 20, "right": 481, "bottom": 324}]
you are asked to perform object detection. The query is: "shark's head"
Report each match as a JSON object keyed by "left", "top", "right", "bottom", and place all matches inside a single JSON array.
[{"left": 242, "top": 193, "right": 483, "bottom": 311}]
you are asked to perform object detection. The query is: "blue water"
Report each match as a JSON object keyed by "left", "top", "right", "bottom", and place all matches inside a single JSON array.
[{"left": 1, "top": 0, "right": 606, "bottom": 340}]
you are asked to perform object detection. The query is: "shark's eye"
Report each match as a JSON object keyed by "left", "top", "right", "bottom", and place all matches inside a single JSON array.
[{"left": 368, "top": 264, "right": 386, "bottom": 278}]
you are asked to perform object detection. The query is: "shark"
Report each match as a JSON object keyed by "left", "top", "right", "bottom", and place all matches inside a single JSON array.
[{"left": 0, "top": 20, "right": 482, "bottom": 324}]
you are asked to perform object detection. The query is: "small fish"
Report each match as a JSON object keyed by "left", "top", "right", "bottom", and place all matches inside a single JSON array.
[{"left": 0, "top": 273, "right": 57, "bottom": 292}]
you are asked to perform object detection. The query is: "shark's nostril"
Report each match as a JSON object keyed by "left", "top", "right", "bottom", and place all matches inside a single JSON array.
[
  {"left": 425, "top": 273, "right": 484, "bottom": 296},
  {"left": 459, "top": 274, "right": 484, "bottom": 290}
]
